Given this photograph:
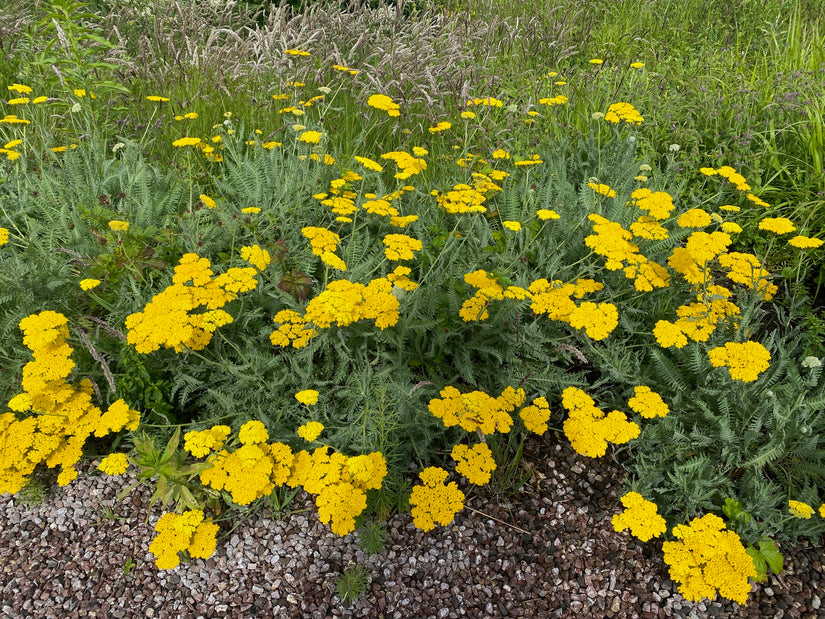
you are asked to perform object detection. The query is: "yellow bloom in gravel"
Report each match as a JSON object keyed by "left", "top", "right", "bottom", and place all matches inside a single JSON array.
[
  {"left": 98, "top": 453, "right": 129, "bottom": 476},
  {"left": 451, "top": 443, "right": 496, "bottom": 486},
  {"left": 409, "top": 466, "right": 465, "bottom": 532},
  {"left": 297, "top": 421, "right": 324, "bottom": 442},
  {"left": 146, "top": 96, "right": 169, "bottom": 102},
  {"left": 108, "top": 220, "right": 129, "bottom": 232},
  {"left": 520, "top": 396, "right": 552, "bottom": 434},
  {"left": 537, "top": 209, "right": 560, "bottom": 220},
  {"left": 788, "top": 235, "right": 823, "bottom": 249},
  {"left": 789, "top": 500, "right": 814, "bottom": 519},
  {"left": 200, "top": 194, "right": 216, "bottom": 209},
  {"left": 758, "top": 217, "right": 796, "bottom": 235},
  {"left": 172, "top": 137, "right": 202, "bottom": 147},
  {"left": 295, "top": 389, "right": 320, "bottom": 405},
  {"left": 502, "top": 220, "right": 522, "bottom": 232},
  {"left": 79, "top": 278, "right": 101, "bottom": 291},
  {"left": 612, "top": 492, "right": 667, "bottom": 542}
]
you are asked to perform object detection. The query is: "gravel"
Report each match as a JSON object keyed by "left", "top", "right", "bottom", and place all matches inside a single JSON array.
[{"left": 1, "top": 434, "right": 822, "bottom": 618}]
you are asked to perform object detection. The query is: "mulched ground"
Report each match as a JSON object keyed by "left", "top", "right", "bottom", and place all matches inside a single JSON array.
[{"left": 1, "top": 432, "right": 822, "bottom": 618}]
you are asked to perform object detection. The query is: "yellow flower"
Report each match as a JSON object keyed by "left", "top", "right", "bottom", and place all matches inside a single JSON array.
[
  {"left": 788, "top": 235, "right": 823, "bottom": 249},
  {"left": 451, "top": 443, "right": 496, "bottom": 485},
  {"left": 630, "top": 62, "right": 645, "bottom": 69},
  {"left": 536, "top": 209, "right": 560, "bottom": 220},
  {"left": 295, "top": 390, "right": 320, "bottom": 405},
  {"left": 587, "top": 182, "right": 617, "bottom": 198},
  {"left": 354, "top": 155, "right": 383, "bottom": 172},
  {"left": 238, "top": 420, "right": 269, "bottom": 445},
  {"left": 605, "top": 102, "right": 644, "bottom": 124},
  {"left": 367, "top": 94, "right": 400, "bottom": 117},
  {"left": 460, "top": 111, "right": 476, "bottom": 119},
  {"left": 627, "top": 386, "right": 669, "bottom": 418},
  {"left": 298, "top": 130, "right": 322, "bottom": 144},
  {"left": 285, "top": 48, "right": 311, "bottom": 56},
  {"left": 239, "top": 245, "right": 271, "bottom": 271},
  {"left": 428, "top": 121, "right": 452, "bottom": 133},
  {"left": 758, "top": 217, "right": 796, "bottom": 235},
  {"left": 589, "top": 58, "right": 604, "bottom": 64},
  {"left": 98, "top": 453, "right": 129, "bottom": 475},
  {"left": 0, "top": 227, "right": 9, "bottom": 246},
  {"left": 611, "top": 492, "right": 667, "bottom": 542},
  {"left": 108, "top": 220, "right": 129, "bottom": 232},
  {"left": 297, "top": 421, "right": 324, "bottom": 441},
  {"left": 79, "top": 278, "right": 101, "bottom": 291},
  {"left": 708, "top": 341, "right": 771, "bottom": 382},
  {"left": 200, "top": 194, "right": 216, "bottom": 209},
  {"left": 172, "top": 137, "right": 202, "bottom": 147},
  {"left": 409, "top": 467, "right": 465, "bottom": 531},
  {"left": 789, "top": 500, "right": 814, "bottom": 519},
  {"left": 146, "top": 96, "right": 169, "bottom": 102},
  {"left": 502, "top": 220, "right": 522, "bottom": 232},
  {"left": 7, "top": 83, "right": 32, "bottom": 94},
  {"left": 677, "top": 209, "right": 712, "bottom": 228},
  {"left": 241, "top": 207, "right": 261, "bottom": 214}
]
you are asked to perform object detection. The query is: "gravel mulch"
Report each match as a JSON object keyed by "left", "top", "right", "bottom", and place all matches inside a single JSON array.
[{"left": 1, "top": 434, "right": 823, "bottom": 619}]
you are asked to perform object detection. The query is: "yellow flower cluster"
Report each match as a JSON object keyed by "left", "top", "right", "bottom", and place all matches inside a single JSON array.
[
  {"left": 527, "top": 278, "right": 619, "bottom": 340},
  {"left": 611, "top": 492, "right": 667, "bottom": 542},
  {"left": 79, "top": 278, "right": 100, "bottom": 291},
  {"left": 240, "top": 244, "right": 271, "bottom": 271},
  {"left": 184, "top": 425, "right": 231, "bottom": 458},
  {"left": 382, "top": 234, "right": 423, "bottom": 261},
  {"left": 355, "top": 155, "right": 383, "bottom": 172},
  {"left": 434, "top": 173, "right": 502, "bottom": 214},
  {"left": 301, "top": 226, "right": 347, "bottom": 271},
  {"left": 629, "top": 188, "right": 675, "bottom": 220},
  {"left": 662, "top": 513, "right": 756, "bottom": 605},
  {"left": 788, "top": 235, "right": 823, "bottom": 249},
  {"left": 459, "top": 270, "right": 530, "bottom": 321},
  {"left": 539, "top": 95, "right": 568, "bottom": 106},
  {"left": 428, "top": 385, "right": 524, "bottom": 434},
  {"left": 429, "top": 121, "right": 452, "bottom": 133},
  {"left": 585, "top": 215, "right": 670, "bottom": 292},
  {"left": 708, "top": 341, "right": 771, "bottom": 382},
  {"left": 381, "top": 150, "right": 426, "bottom": 179},
  {"left": 700, "top": 165, "right": 752, "bottom": 192},
  {"left": 125, "top": 253, "right": 258, "bottom": 354},
  {"left": 295, "top": 390, "right": 319, "bottom": 405},
  {"left": 98, "top": 453, "right": 130, "bottom": 476},
  {"left": 451, "top": 443, "right": 496, "bottom": 485},
  {"left": 627, "top": 386, "right": 669, "bottom": 418},
  {"left": 201, "top": 437, "right": 293, "bottom": 505},
  {"left": 653, "top": 285, "right": 740, "bottom": 348},
  {"left": 717, "top": 252, "right": 777, "bottom": 300},
  {"left": 667, "top": 231, "right": 731, "bottom": 285},
  {"left": 297, "top": 421, "right": 324, "bottom": 441},
  {"left": 758, "top": 217, "right": 796, "bottom": 235},
  {"left": 0, "top": 227, "right": 9, "bottom": 245},
  {"left": 304, "top": 278, "right": 400, "bottom": 330},
  {"left": 677, "top": 209, "right": 712, "bottom": 228},
  {"left": 269, "top": 310, "right": 318, "bottom": 348},
  {"left": 1, "top": 311, "right": 140, "bottom": 493},
  {"left": 630, "top": 216, "right": 669, "bottom": 240},
  {"left": 387, "top": 266, "right": 418, "bottom": 291},
  {"left": 561, "top": 387, "right": 639, "bottom": 458},
  {"left": 287, "top": 447, "right": 387, "bottom": 535},
  {"left": 605, "top": 102, "right": 644, "bottom": 124},
  {"left": 148, "top": 509, "right": 220, "bottom": 569},
  {"left": 788, "top": 500, "right": 813, "bottom": 519},
  {"left": 366, "top": 94, "right": 400, "bottom": 117},
  {"left": 519, "top": 396, "right": 552, "bottom": 434},
  {"left": 409, "top": 466, "right": 465, "bottom": 531},
  {"left": 466, "top": 97, "right": 504, "bottom": 107},
  {"left": 587, "top": 182, "right": 616, "bottom": 198}
]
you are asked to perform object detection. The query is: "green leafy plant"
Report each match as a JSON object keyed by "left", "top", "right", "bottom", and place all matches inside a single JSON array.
[{"left": 335, "top": 563, "right": 371, "bottom": 605}]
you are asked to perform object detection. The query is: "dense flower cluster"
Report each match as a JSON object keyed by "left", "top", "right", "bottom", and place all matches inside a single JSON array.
[
  {"left": 717, "top": 252, "right": 777, "bottom": 300},
  {"left": 662, "top": 513, "right": 757, "bottom": 604},
  {"left": 297, "top": 421, "right": 324, "bottom": 441},
  {"left": 148, "top": 509, "right": 220, "bottom": 569},
  {"left": 295, "top": 390, "right": 319, "bottom": 405},
  {"left": 587, "top": 182, "right": 616, "bottom": 198},
  {"left": 561, "top": 387, "right": 639, "bottom": 457},
  {"left": 0, "top": 227, "right": 9, "bottom": 245},
  {"left": 301, "top": 226, "right": 347, "bottom": 271},
  {"left": 611, "top": 492, "right": 667, "bottom": 542},
  {"left": 125, "top": 253, "right": 258, "bottom": 353},
  {"left": 629, "top": 188, "right": 676, "bottom": 220},
  {"left": 677, "top": 209, "right": 712, "bottom": 228},
  {"left": 519, "top": 396, "right": 552, "bottom": 434},
  {"left": 428, "top": 386, "right": 524, "bottom": 434},
  {"left": 604, "top": 102, "right": 644, "bottom": 124},
  {"left": 98, "top": 453, "right": 130, "bottom": 476},
  {"left": 184, "top": 425, "right": 231, "bottom": 458},
  {"left": 459, "top": 270, "right": 530, "bottom": 321},
  {"left": 788, "top": 500, "right": 814, "bottom": 519},
  {"left": 387, "top": 266, "right": 418, "bottom": 291},
  {"left": 240, "top": 244, "right": 271, "bottom": 271},
  {"left": 653, "top": 285, "right": 740, "bottom": 348},
  {"left": 708, "top": 341, "right": 771, "bottom": 382},
  {"left": 381, "top": 150, "right": 426, "bottom": 179},
  {"left": 527, "top": 278, "right": 619, "bottom": 340},
  {"left": 788, "top": 235, "right": 823, "bottom": 249},
  {"left": 585, "top": 214, "right": 669, "bottom": 292},
  {"left": 451, "top": 443, "right": 496, "bottom": 485},
  {"left": 1, "top": 312, "right": 140, "bottom": 493},
  {"left": 382, "top": 234, "right": 423, "bottom": 261},
  {"left": 434, "top": 173, "right": 502, "bottom": 214},
  {"left": 269, "top": 310, "right": 318, "bottom": 348},
  {"left": 366, "top": 94, "right": 400, "bottom": 117},
  {"left": 627, "top": 386, "right": 670, "bottom": 418},
  {"left": 304, "top": 278, "right": 399, "bottom": 329},
  {"left": 409, "top": 466, "right": 465, "bottom": 531}
]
